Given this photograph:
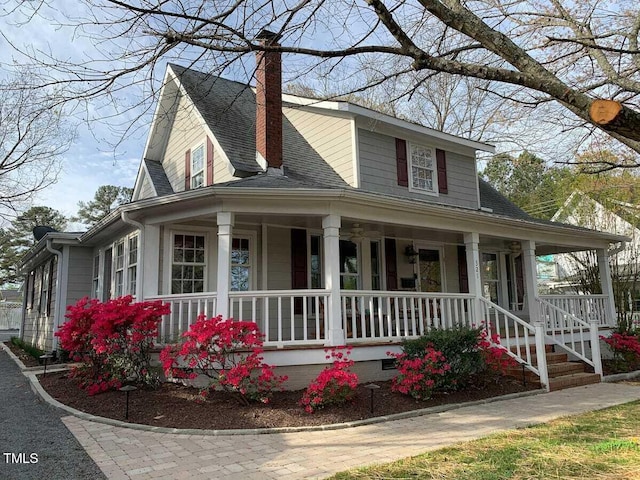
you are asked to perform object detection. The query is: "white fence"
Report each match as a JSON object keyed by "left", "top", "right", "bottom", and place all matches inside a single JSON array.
[{"left": 0, "top": 302, "right": 22, "bottom": 330}]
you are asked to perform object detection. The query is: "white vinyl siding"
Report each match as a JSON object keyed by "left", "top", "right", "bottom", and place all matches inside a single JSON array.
[
  {"left": 161, "top": 92, "right": 208, "bottom": 191},
  {"left": 283, "top": 107, "right": 354, "bottom": 185}
]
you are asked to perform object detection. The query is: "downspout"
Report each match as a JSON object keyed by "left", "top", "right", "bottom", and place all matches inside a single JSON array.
[
  {"left": 46, "top": 239, "right": 63, "bottom": 352},
  {"left": 121, "top": 212, "right": 144, "bottom": 300}
]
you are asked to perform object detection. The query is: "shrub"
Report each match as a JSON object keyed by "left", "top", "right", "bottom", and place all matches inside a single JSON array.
[
  {"left": 300, "top": 346, "right": 358, "bottom": 413},
  {"left": 388, "top": 348, "right": 451, "bottom": 400},
  {"left": 602, "top": 333, "right": 640, "bottom": 372},
  {"left": 56, "top": 296, "right": 169, "bottom": 395},
  {"left": 160, "top": 315, "right": 287, "bottom": 405},
  {"left": 401, "top": 326, "right": 484, "bottom": 389},
  {"left": 477, "top": 329, "right": 518, "bottom": 376}
]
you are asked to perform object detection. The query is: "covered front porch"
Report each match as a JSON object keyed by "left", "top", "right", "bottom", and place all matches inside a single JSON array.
[{"left": 132, "top": 199, "right": 621, "bottom": 389}]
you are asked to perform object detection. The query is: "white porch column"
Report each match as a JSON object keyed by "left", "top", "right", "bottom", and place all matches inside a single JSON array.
[
  {"left": 522, "top": 240, "right": 548, "bottom": 390},
  {"left": 216, "top": 212, "right": 234, "bottom": 319},
  {"left": 323, "top": 214, "right": 345, "bottom": 346},
  {"left": 463, "top": 233, "right": 482, "bottom": 324},
  {"left": 141, "top": 224, "right": 160, "bottom": 298},
  {"left": 597, "top": 248, "right": 617, "bottom": 324}
]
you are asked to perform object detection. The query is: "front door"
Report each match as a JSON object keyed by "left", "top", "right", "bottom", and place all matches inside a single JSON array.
[{"left": 418, "top": 248, "right": 442, "bottom": 292}]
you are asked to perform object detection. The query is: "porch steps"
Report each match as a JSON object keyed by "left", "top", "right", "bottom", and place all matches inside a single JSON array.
[{"left": 506, "top": 345, "right": 601, "bottom": 392}]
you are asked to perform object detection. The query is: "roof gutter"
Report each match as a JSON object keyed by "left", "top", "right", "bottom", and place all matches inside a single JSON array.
[{"left": 45, "top": 239, "right": 63, "bottom": 352}]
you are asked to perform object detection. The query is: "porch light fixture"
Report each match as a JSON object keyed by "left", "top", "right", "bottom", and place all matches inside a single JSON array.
[
  {"left": 509, "top": 241, "right": 522, "bottom": 253},
  {"left": 404, "top": 245, "right": 418, "bottom": 264}
]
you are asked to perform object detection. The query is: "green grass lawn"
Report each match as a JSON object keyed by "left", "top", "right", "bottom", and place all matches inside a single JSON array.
[{"left": 331, "top": 400, "right": 640, "bottom": 480}]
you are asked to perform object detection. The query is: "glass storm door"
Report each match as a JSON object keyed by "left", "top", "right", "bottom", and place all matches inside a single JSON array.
[{"left": 418, "top": 248, "right": 442, "bottom": 292}]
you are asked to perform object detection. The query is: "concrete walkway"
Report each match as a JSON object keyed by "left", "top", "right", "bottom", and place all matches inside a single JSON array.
[{"left": 59, "top": 382, "right": 640, "bottom": 480}]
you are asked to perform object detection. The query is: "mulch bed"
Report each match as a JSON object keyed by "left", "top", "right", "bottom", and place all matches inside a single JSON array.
[
  {"left": 38, "top": 372, "right": 538, "bottom": 430},
  {"left": 4, "top": 340, "right": 43, "bottom": 368}
]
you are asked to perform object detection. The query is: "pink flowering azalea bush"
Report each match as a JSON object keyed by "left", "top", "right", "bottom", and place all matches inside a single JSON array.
[
  {"left": 300, "top": 346, "right": 359, "bottom": 413},
  {"left": 477, "top": 329, "right": 518, "bottom": 376},
  {"left": 388, "top": 348, "right": 451, "bottom": 400},
  {"left": 601, "top": 333, "right": 640, "bottom": 372},
  {"left": 56, "top": 296, "right": 170, "bottom": 395},
  {"left": 160, "top": 315, "right": 287, "bottom": 405},
  {"left": 390, "top": 325, "right": 519, "bottom": 400}
]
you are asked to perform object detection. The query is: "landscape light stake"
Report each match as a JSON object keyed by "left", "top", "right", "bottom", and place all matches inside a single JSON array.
[
  {"left": 119, "top": 385, "right": 137, "bottom": 421},
  {"left": 364, "top": 383, "right": 380, "bottom": 414},
  {"left": 39, "top": 354, "right": 53, "bottom": 377}
]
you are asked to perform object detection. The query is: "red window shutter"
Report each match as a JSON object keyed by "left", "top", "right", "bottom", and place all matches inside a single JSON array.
[
  {"left": 384, "top": 238, "right": 398, "bottom": 290},
  {"left": 291, "top": 229, "right": 308, "bottom": 314},
  {"left": 436, "top": 148, "right": 448, "bottom": 194},
  {"left": 184, "top": 150, "right": 191, "bottom": 191},
  {"left": 457, "top": 246, "right": 469, "bottom": 294},
  {"left": 395, "top": 138, "right": 408, "bottom": 187},
  {"left": 206, "top": 137, "right": 214, "bottom": 185}
]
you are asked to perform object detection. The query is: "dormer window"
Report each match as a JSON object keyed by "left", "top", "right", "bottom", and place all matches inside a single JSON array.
[
  {"left": 191, "top": 143, "right": 205, "bottom": 189},
  {"left": 409, "top": 143, "right": 438, "bottom": 195}
]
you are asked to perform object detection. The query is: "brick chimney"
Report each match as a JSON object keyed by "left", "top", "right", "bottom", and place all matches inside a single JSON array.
[{"left": 255, "top": 29, "right": 283, "bottom": 175}]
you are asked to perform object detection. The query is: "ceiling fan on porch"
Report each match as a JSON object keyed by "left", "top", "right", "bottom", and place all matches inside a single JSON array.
[{"left": 348, "top": 223, "right": 380, "bottom": 242}]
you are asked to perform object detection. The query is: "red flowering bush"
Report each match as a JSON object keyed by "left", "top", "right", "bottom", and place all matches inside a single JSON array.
[
  {"left": 300, "top": 346, "right": 359, "bottom": 413},
  {"left": 388, "top": 348, "right": 451, "bottom": 400},
  {"left": 160, "top": 315, "right": 287, "bottom": 405},
  {"left": 56, "top": 296, "right": 169, "bottom": 395},
  {"left": 477, "top": 329, "right": 518, "bottom": 376},
  {"left": 602, "top": 333, "right": 640, "bottom": 372}
]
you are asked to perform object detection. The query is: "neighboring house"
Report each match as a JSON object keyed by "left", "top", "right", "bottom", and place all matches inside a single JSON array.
[
  {"left": 19, "top": 31, "right": 627, "bottom": 390},
  {"left": 549, "top": 191, "right": 640, "bottom": 318}
]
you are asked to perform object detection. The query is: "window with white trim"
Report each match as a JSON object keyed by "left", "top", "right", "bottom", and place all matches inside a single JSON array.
[
  {"left": 339, "top": 240, "right": 359, "bottom": 289},
  {"left": 172, "top": 233, "right": 206, "bottom": 294},
  {"left": 409, "top": 143, "right": 437, "bottom": 194},
  {"left": 310, "top": 235, "right": 322, "bottom": 289},
  {"left": 482, "top": 252, "right": 499, "bottom": 303},
  {"left": 191, "top": 143, "right": 205, "bottom": 189},
  {"left": 92, "top": 255, "right": 100, "bottom": 299},
  {"left": 231, "top": 237, "right": 251, "bottom": 291},
  {"left": 114, "top": 239, "right": 125, "bottom": 297},
  {"left": 127, "top": 234, "right": 138, "bottom": 295},
  {"left": 371, "top": 240, "right": 381, "bottom": 290}
]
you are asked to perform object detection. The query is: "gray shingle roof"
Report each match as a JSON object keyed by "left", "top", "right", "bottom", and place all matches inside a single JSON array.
[
  {"left": 478, "top": 178, "right": 531, "bottom": 220},
  {"left": 170, "top": 64, "right": 262, "bottom": 175},
  {"left": 144, "top": 159, "right": 174, "bottom": 196}
]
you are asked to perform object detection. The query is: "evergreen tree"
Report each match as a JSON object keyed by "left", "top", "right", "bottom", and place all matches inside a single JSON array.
[
  {"left": 0, "top": 206, "right": 67, "bottom": 286},
  {"left": 72, "top": 186, "right": 133, "bottom": 227}
]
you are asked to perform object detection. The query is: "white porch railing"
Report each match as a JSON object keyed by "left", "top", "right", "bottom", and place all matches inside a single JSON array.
[
  {"left": 539, "top": 294, "right": 613, "bottom": 327},
  {"left": 538, "top": 297, "right": 601, "bottom": 373},
  {"left": 229, "top": 290, "right": 329, "bottom": 348},
  {"left": 478, "top": 297, "right": 541, "bottom": 378},
  {"left": 340, "top": 291, "right": 475, "bottom": 343},
  {"left": 147, "top": 293, "right": 217, "bottom": 344}
]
